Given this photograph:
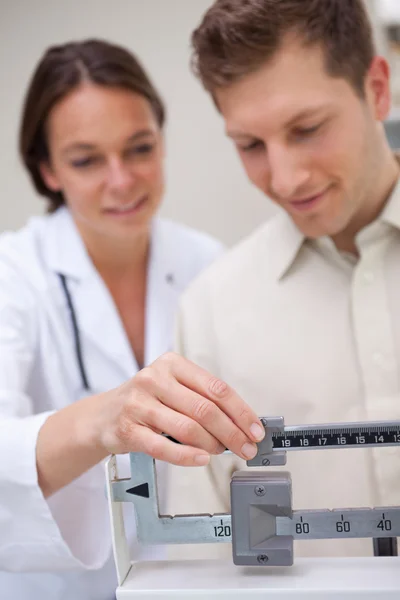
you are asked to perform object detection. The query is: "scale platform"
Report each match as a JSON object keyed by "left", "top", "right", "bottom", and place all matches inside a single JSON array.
[{"left": 117, "top": 558, "right": 400, "bottom": 599}]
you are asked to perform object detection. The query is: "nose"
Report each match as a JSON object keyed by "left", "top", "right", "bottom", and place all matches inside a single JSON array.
[
  {"left": 268, "top": 146, "right": 311, "bottom": 200},
  {"left": 107, "top": 157, "right": 136, "bottom": 193}
]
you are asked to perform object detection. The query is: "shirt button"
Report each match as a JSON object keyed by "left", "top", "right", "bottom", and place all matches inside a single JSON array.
[
  {"left": 373, "top": 352, "right": 387, "bottom": 368},
  {"left": 363, "top": 271, "right": 374, "bottom": 284}
]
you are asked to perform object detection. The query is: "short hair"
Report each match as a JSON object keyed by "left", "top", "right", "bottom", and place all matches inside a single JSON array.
[
  {"left": 20, "top": 39, "right": 165, "bottom": 212},
  {"left": 191, "top": 0, "right": 376, "bottom": 99}
]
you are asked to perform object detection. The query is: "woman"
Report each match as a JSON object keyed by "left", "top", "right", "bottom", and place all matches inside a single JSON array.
[{"left": 0, "top": 38, "right": 266, "bottom": 600}]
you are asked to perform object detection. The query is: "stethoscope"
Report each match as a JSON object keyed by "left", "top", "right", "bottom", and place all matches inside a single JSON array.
[
  {"left": 58, "top": 268, "right": 176, "bottom": 394},
  {"left": 58, "top": 273, "right": 92, "bottom": 392}
]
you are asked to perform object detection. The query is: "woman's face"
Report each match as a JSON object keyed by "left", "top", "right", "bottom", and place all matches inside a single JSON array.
[{"left": 41, "top": 83, "right": 165, "bottom": 241}]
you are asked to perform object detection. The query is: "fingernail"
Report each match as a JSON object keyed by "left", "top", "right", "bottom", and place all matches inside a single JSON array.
[
  {"left": 195, "top": 454, "right": 210, "bottom": 466},
  {"left": 250, "top": 423, "right": 265, "bottom": 441},
  {"left": 241, "top": 442, "right": 257, "bottom": 459}
]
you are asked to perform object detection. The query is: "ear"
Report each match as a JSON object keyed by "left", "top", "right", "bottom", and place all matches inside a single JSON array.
[
  {"left": 364, "top": 56, "right": 391, "bottom": 121},
  {"left": 39, "top": 161, "right": 62, "bottom": 192}
]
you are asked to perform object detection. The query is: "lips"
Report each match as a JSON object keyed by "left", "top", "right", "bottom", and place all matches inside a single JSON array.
[
  {"left": 291, "top": 192, "right": 323, "bottom": 205},
  {"left": 288, "top": 189, "right": 327, "bottom": 212},
  {"left": 104, "top": 195, "right": 147, "bottom": 215}
]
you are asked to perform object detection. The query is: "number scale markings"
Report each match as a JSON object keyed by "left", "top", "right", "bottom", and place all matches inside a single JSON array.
[
  {"left": 271, "top": 420, "right": 400, "bottom": 451},
  {"left": 277, "top": 508, "right": 400, "bottom": 540},
  {"left": 207, "top": 509, "right": 400, "bottom": 543}
]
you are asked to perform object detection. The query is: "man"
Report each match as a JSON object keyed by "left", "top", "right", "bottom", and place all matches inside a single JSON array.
[{"left": 165, "top": 0, "right": 400, "bottom": 559}]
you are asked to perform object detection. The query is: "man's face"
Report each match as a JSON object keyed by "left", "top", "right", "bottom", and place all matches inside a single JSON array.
[{"left": 216, "top": 38, "right": 390, "bottom": 240}]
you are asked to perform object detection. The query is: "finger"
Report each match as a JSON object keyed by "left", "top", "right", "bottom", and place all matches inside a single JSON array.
[
  {"left": 156, "top": 378, "right": 259, "bottom": 461},
  {"left": 165, "top": 355, "right": 265, "bottom": 444},
  {"left": 129, "top": 426, "right": 211, "bottom": 467},
  {"left": 129, "top": 395, "right": 225, "bottom": 455}
]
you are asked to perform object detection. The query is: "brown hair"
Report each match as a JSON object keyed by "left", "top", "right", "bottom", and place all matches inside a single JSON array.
[
  {"left": 191, "top": 0, "right": 375, "bottom": 99},
  {"left": 20, "top": 39, "right": 166, "bottom": 212}
]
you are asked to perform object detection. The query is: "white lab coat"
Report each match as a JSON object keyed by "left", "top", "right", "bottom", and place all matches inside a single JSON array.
[{"left": 0, "top": 206, "right": 224, "bottom": 600}]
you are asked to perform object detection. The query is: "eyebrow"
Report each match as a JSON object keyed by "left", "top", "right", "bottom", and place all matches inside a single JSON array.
[
  {"left": 61, "top": 129, "right": 155, "bottom": 155},
  {"left": 227, "top": 106, "right": 330, "bottom": 139}
]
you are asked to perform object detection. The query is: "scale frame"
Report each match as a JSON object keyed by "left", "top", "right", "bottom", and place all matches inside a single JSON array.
[
  {"left": 105, "top": 457, "right": 400, "bottom": 599},
  {"left": 106, "top": 416, "right": 400, "bottom": 599}
]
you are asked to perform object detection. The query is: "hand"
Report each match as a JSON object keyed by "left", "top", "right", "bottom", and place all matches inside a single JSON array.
[{"left": 95, "top": 352, "right": 265, "bottom": 467}]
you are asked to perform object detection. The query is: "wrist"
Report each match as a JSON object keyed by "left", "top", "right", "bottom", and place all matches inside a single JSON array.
[
  {"left": 36, "top": 392, "right": 111, "bottom": 497},
  {"left": 73, "top": 392, "right": 110, "bottom": 462}
]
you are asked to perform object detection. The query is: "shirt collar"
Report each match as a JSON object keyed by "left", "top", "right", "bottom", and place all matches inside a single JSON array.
[
  {"left": 355, "top": 155, "right": 400, "bottom": 249},
  {"left": 44, "top": 206, "right": 93, "bottom": 280},
  {"left": 45, "top": 206, "right": 163, "bottom": 281},
  {"left": 271, "top": 154, "right": 400, "bottom": 280},
  {"left": 380, "top": 167, "right": 400, "bottom": 232},
  {"left": 268, "top": 210, "right": 305, "bottom": 281},
  {"left": 44, "top": 206, "right": 180, "bottom": 285}
]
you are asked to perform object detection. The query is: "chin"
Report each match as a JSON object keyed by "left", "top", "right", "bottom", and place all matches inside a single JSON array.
[
  {"left": 291, "top": 220, "right": 326, "bottom": 239},
  {"left": 123, "top": 215, "right": 155, "bottom": 234},
  {"left": 292, "top": 212, "right": 347, "bottom": 240}
]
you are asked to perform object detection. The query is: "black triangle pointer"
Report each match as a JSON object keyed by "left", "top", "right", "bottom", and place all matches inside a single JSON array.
[{"left": 126, "top": 483, "right": 150, "bottom": 498}]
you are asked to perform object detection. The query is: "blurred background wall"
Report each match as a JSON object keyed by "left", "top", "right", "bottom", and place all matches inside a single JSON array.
[{"left": 0, "top": 0, "right": 399, "bottom": 245}]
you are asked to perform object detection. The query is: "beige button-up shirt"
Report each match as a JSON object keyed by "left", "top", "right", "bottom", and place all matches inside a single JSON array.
[{"left": 166, "top": 174, "right": 400, "bottom": 560}]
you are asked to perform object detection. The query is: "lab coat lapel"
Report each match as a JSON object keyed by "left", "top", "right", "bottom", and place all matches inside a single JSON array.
[
  {"left": 145, "top": 219, "right": 181, "bottom": 365},
  {"left": 73, "top": 271, "right": 139, "bottom": 380},
  {"left": 45, "top": 208, "right": 138, "bottom": 381}
]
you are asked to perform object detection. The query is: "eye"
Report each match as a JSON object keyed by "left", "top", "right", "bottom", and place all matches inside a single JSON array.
[
  {"left": 293, "top": 124, "right": 321, "bottom": 138},
  {"left": 239, "top": 140, "right": 264, "bottom": 153},
  {"left": 70, "top": 156, "right": 99, "bottom": 168},
  {"left": 126, "top": 143, "right": 154, "bottom": 157}
]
